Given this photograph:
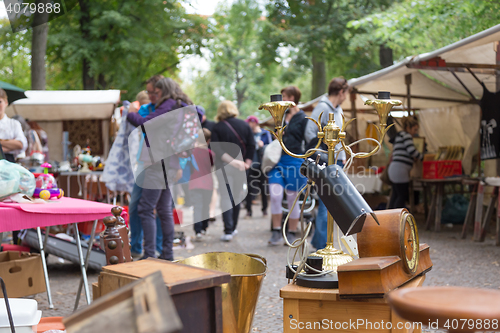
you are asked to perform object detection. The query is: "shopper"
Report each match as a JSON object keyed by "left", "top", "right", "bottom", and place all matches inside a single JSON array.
[
  {"left": 304, "top": 77, "right": 349, "bottom": 251},
  {"left": 191, "top": 128, "right": 215, "bottom": 241},
  {"left": 0, "top": 88, "right": 27, "bottom": 162},
  {"left": 388, "top": 116, "right": 423, "bottom": 209},
  {"left": 267, "top": 86, "right": 307, "bottom": 246},
  {"left": 245, "top": 115, "right": 272, "bottom": 218},
  {"left": 127, "top": 75, "right": 164, "bottom": 259},
  {"left": 210, "top": 101, "right": 255, "bottom": 242},
  {"left": 127, "top": 77, "right": 192, "bottom": 260}
]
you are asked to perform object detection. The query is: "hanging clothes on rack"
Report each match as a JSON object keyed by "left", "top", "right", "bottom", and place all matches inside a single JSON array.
[
  {"left": 102, "top": 103, "right": 139, "bottom": 193},
  {"left": 479, "top": 83, "right": 500, "bottom": 160}
]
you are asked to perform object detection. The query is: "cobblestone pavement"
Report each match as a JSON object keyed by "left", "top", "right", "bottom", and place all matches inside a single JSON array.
[{"left": 32, "top": 204, "right": 500, "bottom": 333}]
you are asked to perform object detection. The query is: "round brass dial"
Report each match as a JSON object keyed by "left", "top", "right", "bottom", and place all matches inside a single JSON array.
[{"left": 400, "top": 212, "right": 419, "bottom": 274}]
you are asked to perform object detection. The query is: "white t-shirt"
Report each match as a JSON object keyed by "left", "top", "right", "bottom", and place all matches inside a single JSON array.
[{"left": 0, "top": 115, "right": 28, "bottom": 156}]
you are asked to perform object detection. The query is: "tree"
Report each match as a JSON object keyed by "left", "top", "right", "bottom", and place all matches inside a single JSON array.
[
  {"left": 207, "top": 0, "right": 266, "bottom": 110},
  {"left": 347, "top": 0, "right": 500, "bottom": 61},
  {"left": 0, "top": 19, "right": 31, "bottom": 90},
  {"left": 188, "top": 0, "right": 318, "bottom": 119},
  {"left": 31, "top": 0, "right": 50, "bottom": 90},
  {"left": 262, "top": 0, "right": 396, "bottom": 99},
  {"left": 47, "top": 0, "right": 207, "bottom": 97}
]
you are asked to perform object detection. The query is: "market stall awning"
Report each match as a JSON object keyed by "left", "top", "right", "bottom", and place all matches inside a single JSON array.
[
  {"left": 5, "top": 90, "right": 121, "bottom": 121},
  {"left": 330, "top": 24, "right": 500, "bottom": 111}
]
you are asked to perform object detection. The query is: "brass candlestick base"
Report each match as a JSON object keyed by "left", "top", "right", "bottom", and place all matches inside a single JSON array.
[{"left": 311, "top": 245, "right": 353, "bottom": 273}]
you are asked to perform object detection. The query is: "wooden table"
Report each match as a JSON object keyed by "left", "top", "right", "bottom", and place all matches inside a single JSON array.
[
  {"left": 418, "top": 177, "right": 478, "bottom": 232},
  {"left": 460, "top": 178, "right": 500, "bottom": 245},
  {"left": 280, "top": 276, "right": 426, "bottom": 333}
]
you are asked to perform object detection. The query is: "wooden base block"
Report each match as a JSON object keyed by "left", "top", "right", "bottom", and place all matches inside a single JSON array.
[
  {"left": 281, "top": 276, "right": 425, "bottom": 333},
  {"left": 338, "top": 244, "right": 432, "bottom": 297}
]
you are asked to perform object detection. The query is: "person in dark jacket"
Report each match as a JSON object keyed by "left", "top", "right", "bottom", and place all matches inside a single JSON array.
[
  {"left": 244, "top": 115, "right": 272, "bottom": 218},
  {"left": 210, "top": 100, "right": 255, "bottom": 242},
  {"left": 267, "top": 86, "right": 308, "bottom": 246},
  {"left": 127, "top": 77, "right": 191, "bottom": 260}
]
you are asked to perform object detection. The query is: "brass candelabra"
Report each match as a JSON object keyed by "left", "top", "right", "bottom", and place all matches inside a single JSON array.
[{"left": 259, "top": 92, "right": 402, "bottom": 273}]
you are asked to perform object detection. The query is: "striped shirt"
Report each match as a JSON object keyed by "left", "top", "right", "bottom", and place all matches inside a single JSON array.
[{"left": 392, "top": 131, "right": 423, "bottom": 166}]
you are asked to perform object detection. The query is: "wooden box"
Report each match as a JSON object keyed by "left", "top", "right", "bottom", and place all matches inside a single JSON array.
[
  {"left": 94, "top": 259, "right": 231, "bottom": 333},
  {"left": 65, "top": 271, "right": 182, "bottom": 333}
]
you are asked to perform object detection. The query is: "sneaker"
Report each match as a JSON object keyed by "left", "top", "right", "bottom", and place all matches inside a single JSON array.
[
  {"left": 220, "top": 233, "right": 233, "bottom": 242},
  {"left": 195, "top": 233, "right": 204, "bottom": 242},
  {"left": 201, "top": 229, "right": 207, "bottom": 235},
  {"left": 232, "top": 229, "right": 238, "bottom": 236},
  {"left": 268, "top": 230, "right": 282, "bottom": 246},
  {"left": 262, "top": 210, "right": 268, "bottom": 217},
  {"left": 285, "top": 232, "right": 297, "bottom": 246},
  {"left": 131, "top": 252, "right": 143, "bottom": 260}
]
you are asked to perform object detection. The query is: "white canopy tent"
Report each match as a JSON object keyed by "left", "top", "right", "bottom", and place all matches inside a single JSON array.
[
  {"left": 6, "top": 90, "right": 120, "bottom": 121},
  {"left": 5, "top": 90, "right": 120, "bottom": 161}
]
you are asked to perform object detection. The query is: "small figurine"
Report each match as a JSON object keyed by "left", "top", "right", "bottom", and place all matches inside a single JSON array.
[
  {"left": 33, "top": 163, "right": 64, "bottom": 200},
  {"left": 78, "top": 141, "right": 93, "bottom": 173}
]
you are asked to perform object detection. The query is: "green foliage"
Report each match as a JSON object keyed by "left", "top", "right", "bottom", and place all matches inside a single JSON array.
[
  {"left": 189, "top": 0, "right": 273, "bottom": 118},
  {"left": 262, "top": 0, "right": 396, "bottom": 94},
  {"left": 47, "top": 0, "right": 207, "bottom": 99},
  {"left": 0, "top": 19, "right": 31, "bottom": 89},
  {"left": 187, "top": 0, "right": 314, "bottom": 121},
  {"left": 348, "top": 0, "right": 500, "bottom": 60}
]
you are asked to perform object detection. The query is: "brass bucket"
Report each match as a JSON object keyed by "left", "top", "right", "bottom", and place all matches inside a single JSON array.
[{"left": 176, "top": 252, "right": 267, "bottom": 333}]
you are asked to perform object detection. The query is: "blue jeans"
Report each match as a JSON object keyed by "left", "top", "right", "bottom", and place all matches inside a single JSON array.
[
  {"left": 137, "top": 188, "right": 174, "bottom": 260},
  {"left": 311, "top": 160, "right": 344, "bottom": 250},
  {"left": 129, "top": 184, "right": 163, "bottom": 254}
]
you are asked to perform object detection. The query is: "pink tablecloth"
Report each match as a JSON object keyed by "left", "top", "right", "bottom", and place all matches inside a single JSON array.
[{"left": 0, "top": 197, "right": 123, "bottom": 232}]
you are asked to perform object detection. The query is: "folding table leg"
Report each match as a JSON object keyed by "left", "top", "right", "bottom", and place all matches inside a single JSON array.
[
  {"left": 74, "top": 219, "right": 98, "bottom": 311},
  {"left": 474, "top": 182, "right": 485, "bottom": 241},
  {"left": 36, "top": 227, "right": 54, "bottom": 309},
  {"left": 73, "top": 223, "right": 91, "bottom": 305}
]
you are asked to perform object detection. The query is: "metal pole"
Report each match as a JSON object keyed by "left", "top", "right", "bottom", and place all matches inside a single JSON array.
[
  {"left": 350, "top": 89, "right": 358, "bottom": 151},
  {"left": 73, "top": 219, "right": 98, "bottom": 311},
  {"left": 36, "top": 227, "right": 54, "bottom": 309},
  {"left": 405, "top": 74, "right": 412, "bottom": 116},
  {"left": 73, "top": 223, "right": 91, "bottom": 304}
]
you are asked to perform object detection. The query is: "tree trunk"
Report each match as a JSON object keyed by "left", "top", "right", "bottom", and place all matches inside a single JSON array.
[
  {"left": 31, "top": 0, "right": 50, "bottom": 90},
  {"left": 97, "top": 73, "right": 107, "bottom": 90},
  {"left": 311, "top": 53, "right": 326, "bottom": 99},
  {"left": 79, "top": 0, "right": 95, "bottom": 89},
  {"left": 379, "top": 44, "right": 393, "bottom": 68}
]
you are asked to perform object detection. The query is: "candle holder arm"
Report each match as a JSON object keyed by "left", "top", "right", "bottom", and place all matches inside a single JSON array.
[{"left": 273, "top": 112, "right": 324, "bottom": 159}]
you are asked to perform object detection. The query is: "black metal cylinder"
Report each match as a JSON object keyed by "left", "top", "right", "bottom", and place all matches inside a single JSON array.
[
  {"left": 377, "top": 91, "right": 391, "bottom": 99},
  {"left": 300, "top": 158, "right": 374, "bottom": 235},
  {"left": 270, "top": 94, "right": 282, "bottom": 102}
]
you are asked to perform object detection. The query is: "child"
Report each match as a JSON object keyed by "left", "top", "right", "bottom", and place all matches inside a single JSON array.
[{"left": 189, "top": 128, "right": 215, "bottom": 241}]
